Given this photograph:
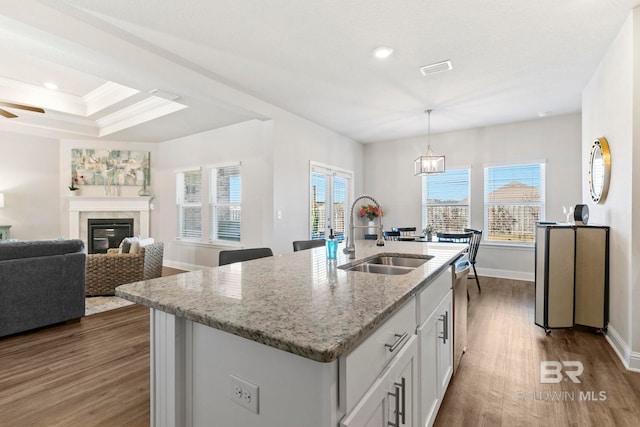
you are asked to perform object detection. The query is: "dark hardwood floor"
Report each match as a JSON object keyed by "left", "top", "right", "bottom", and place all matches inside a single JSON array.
[
  {"left": 1, "top": 274, "right": 638, "bottom": 426},
  {"left": 0, "top": 304, "right": 151, "bottom": 426},
  {"left": 0, "top": 266, "right": 184, "bottom": 427},
  {"left": 435, "top": 277, "right": 640, "bottom": 427}
]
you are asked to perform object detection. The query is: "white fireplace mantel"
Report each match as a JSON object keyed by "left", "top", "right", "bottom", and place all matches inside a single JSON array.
[{"left": 69, "top": 196, "right": 152, "bottom": 240}]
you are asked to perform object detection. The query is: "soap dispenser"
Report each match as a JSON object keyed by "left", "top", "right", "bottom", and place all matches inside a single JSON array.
[{"left": 326, "top": 228, "right": 337, "bottom": 260}]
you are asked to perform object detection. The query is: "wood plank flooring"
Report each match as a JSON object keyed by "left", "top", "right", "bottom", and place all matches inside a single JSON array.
[
  {"left": 1, "top": 274, "right": 639, "bottom": 426},
  {"left": 0, "top": 304, "right": 151, "bottom": 426},
  {"left": 435, "top": 278, "right": 640, "bottom": 427},
  {"left": 0, "top": 266, "right": 184, "bottom": 427}
]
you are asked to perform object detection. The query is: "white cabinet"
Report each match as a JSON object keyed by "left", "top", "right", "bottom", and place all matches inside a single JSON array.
[
  {"left": 341, "top": 335, "right": 418, "bottom": 427},
  {"left": 341, "top": 299, "right": 417, "bottom": 415},
  {"left": 417, "top": 274, "right": 453, "bottom": 427},
  {"left": 435, "top": 293, "right": 453, "bottom": 399},
  {"left": 417, "top": 307, "right": 439, "bottom": 426}
]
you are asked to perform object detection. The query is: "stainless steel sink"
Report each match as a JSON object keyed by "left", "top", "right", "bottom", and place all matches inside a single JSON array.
[
  {"left": 340, "top": 254, "right": 433, "bottom": 275},
  {"left": 366, "top": 255, "right": 432, "bottom": 268},
  {"left": 344, "top": 263, "right": 415, "bottom": 275}
]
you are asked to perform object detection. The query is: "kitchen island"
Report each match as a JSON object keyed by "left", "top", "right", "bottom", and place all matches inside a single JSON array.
[{"left": 117, "top": 240, "right": 466, "bottom": 427}]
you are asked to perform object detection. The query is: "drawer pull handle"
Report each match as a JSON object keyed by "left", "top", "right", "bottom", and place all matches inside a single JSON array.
[
  {"left": 439, "top": 314, "right": 447, "bottom": 344},
  {"left": 394, "top": 377, "right": 406, "bottom": 425},
  {"left": 388, "top": 383, "right": 401, "bottom": 427},
  {"left": 385, "top": 332, "right": 409, "bottom": 352}
]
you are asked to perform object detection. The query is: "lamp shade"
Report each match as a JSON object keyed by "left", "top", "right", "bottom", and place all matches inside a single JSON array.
[
  {"left": 414, "top": 109, "right": 445, "bottom": 175},
  {"left": 0, "top": 193, "right": 4, "bottom": 208},
  {"left": 414, "top": 148, "right": 445, "bottom": 175}
]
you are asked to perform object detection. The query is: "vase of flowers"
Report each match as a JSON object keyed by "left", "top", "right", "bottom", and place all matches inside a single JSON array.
[
  {"left": 423, "top": 224, "right": 437, "bottom": 241},
  {"left": 68, "top": 175, "right": 83, "bottom": 196},
  {"left": 359, "top": 204, "right": 383, "bottom": 234}
]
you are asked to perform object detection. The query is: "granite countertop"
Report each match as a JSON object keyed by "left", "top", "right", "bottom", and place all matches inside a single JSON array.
[{"left": 116, "top": 240, "right": 466, "bottom": 363}]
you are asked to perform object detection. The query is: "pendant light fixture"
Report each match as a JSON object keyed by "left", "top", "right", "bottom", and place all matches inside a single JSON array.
[{"left": 414, "top": 109, "right": 445, "bottom": 175}]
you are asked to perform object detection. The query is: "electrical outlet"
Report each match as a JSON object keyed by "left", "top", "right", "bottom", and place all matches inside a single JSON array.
[{"left": 229, "top": 374, "right": 259, "bottom": 414}]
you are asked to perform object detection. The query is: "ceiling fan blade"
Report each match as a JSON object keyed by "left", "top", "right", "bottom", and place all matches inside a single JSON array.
[
  {"left": 0, "top": 108, "right": 18, "bottom": 119},
  {"left": 0, "top": 101, "right": 45, "bottom": 114}
]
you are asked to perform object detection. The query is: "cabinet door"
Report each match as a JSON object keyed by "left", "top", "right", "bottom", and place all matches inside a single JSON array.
[
  {"left": 436, "top": 292, "right": 453, "bottom": 398},
  {"left": 418, "top": 290, "right": 453, "bottom": 427},
  {"left": 342, "top": 336, "right": 417, "bottom": 427},
  {"left": 417, "top": 310, "right": 439, "bottom": 427}
]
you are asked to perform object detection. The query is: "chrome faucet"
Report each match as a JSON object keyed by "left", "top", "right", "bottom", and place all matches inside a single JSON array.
[{"left": 344, "top": 194, "right": 385, "bottom": 259}]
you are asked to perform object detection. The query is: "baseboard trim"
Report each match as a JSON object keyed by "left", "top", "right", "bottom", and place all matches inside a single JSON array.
[
  {"left": 604, "top": 324, "right": 640, "bottom": 372},
  {"left": 629, "top": 351, "right": 640, "bottom": 372},
  {"left": 163, "top": 260, "right": 205, "bottom": 272},
  {"left": 476, "top": 267, "right": 534, "bottom": 282}
]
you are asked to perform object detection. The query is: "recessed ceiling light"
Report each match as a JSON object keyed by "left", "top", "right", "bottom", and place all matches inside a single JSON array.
[
  {"left": 537, "top": 111, "right": 551, "bottom": 118},
  {"left": 419, "top": 60, "right": 453, "bottom": 76},
  {"left": 373, "top": 46, "right": 394, "bottom": 59},
  {"left": 43, "top": 82, "right": 58, "bottom": 90}
]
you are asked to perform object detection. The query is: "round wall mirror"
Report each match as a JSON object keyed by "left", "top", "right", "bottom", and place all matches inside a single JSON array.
[{"left": 588, "top": 137, "right": 611, "bottom": 204}]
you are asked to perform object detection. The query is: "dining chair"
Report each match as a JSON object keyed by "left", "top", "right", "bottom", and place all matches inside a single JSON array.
[
  {"left": 383, "top": 231, "right": 401, "bottom": 241},
  {"left": 292, "top": 239, "right": 325, "bottom": 252},
  {"left": 392, "top": 227, "right": 417, "bottom": 237},
  {"left": 464, "top": 228, "right": 483, "bottom": 293},
  {"left": 436, "top": 232, "right": 472, "bottom": 243},
  {"left": 218, "top": 247, "right": 273, "bottom": 266}
]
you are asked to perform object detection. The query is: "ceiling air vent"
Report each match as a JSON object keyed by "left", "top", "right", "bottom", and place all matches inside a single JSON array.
[{"left": 419, "top": 60, "right": 453, "bottom": 76}]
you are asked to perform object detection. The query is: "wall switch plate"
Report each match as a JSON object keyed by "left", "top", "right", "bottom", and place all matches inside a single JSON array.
[{"left": 229, "top": 374, "right": 259, "bottom": 414}]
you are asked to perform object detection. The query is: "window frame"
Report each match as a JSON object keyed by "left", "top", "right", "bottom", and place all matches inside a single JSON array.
[
  {"left": 421, "top": 167, "right": 471, "bottom": 234},
  {"left": 309, "top": 161, "right": 353, "bottom": 242},
  {"left": 175, "top": 162, "right": 242, "bottom": 248},
  {"left": 176, "top": 167, "right": 203, "bottom": 241},
  {"left": 208, "top": 162, "right": 242, "bottom": 244},
  {"left": 483, "top": 161, "right": 546, "bottom": 245}
]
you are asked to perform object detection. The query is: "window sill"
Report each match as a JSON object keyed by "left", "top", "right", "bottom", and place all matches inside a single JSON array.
[
  {"left": 174, "top": 239, "right": 242, "bottom": 249},
  {"left": 481, "top": 241, "right": 534, "bottom": 251}
]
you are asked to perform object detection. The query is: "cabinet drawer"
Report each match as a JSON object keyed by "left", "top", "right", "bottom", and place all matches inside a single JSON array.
[
  {"left": 340, "top": 298, "right": 416, "bottom": 414},
  {"left": 417, "top": 267, "right": 451, "bottom": 325}
]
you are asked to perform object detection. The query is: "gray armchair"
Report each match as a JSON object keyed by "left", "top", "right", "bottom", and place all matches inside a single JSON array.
[{"left": 85, "top": 241, "right": 164, "bottom": 296}]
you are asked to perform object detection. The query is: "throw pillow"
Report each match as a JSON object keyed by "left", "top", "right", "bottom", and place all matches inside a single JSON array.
[
  {"left": 129, "top": 237, "right": 154, "bottom": 254},
  {"left": 120, "top": 236, "right": 141, "bottom": 253}
]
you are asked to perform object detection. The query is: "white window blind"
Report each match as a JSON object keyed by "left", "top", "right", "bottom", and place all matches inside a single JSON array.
[
  {"left": 422, "top": 168, "right": 470, "bottom": 233},
  {"left": 176, "top": 169, "right": 202, "bottom": 239},
  {"left": 484, "top": 162, "right": 545, "bottom": 243},
  {"left": 310, "top": 163, "right": 352, "bottom": 241},
  {"left": 209, "top": 164, "right": 241, "bottom": 242}
]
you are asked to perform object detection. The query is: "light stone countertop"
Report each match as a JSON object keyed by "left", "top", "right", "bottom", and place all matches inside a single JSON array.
[{"left": 116, "top": 240, "right": 466, "bottom": 363}]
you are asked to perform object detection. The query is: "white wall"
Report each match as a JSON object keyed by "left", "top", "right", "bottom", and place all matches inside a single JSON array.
[
  {"left": 155, "top": 119, "right": 274, "bottom": 270},
  {"left": 363, "top": 113, "right": 582, "bottom": 280},
  {"left": 582, "top": 9, "right": 640, "bottom": 370},
  {"left": 58, "top": 139, "right": 160, "bottom": 237},
  {"left": 271, "top": 113, "right": 364, "bottom": 255},
  {"left": 0, "top": 131, "right": 61, "bottom": 240},
  {"left": 154, "top": 115, "right": 363, "bottom": 268}
]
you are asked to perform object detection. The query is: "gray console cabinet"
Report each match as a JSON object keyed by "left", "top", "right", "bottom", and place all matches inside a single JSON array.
[{"left": 534, "top": 223, "right": 609, "bottom": 333}]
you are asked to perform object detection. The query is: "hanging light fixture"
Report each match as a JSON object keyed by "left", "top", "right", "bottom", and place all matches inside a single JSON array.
[{"left": 414, "top": 109, "right": 445, "bottom": 175}]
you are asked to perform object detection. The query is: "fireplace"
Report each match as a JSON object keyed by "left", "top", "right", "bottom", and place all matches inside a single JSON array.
[
  {"left": 87, "top": 218, "right": 134, "bottom": 254},
  {"left": 68, "top": 197, "right": 151, "bottom": 251}
]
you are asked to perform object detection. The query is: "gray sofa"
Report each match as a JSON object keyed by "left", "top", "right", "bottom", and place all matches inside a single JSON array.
[{"left": 0, "top": 239, "right": 86, "bottom": 338}]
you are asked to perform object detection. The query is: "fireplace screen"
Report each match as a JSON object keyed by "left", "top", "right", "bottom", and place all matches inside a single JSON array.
[{"left": 87, "top": 219, "right": 134, "bottom": 254}]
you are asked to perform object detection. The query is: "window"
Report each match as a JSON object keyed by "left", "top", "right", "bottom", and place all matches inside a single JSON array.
[
  {"left": 176, "top": 169, "right": 203, "bottom": 239},
  {"left": 422, "top": 168, "right": 470, "bottom": 233},
  {"left": 484, "top": 162, "right": 545, "bottom": 243},
  {"left": 209, "top": 164, "right": 241, "bottom": 242},
  {"left": 310, "top": 163, "right": 352, "bottom": 241},
  {"left": 176, "top": 162, "right": 242, "bottom": 244}
]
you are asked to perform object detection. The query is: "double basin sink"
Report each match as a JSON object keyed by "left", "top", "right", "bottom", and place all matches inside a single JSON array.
[{"left": 339, "top": 254, "right": 434, "bottom": 275}]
